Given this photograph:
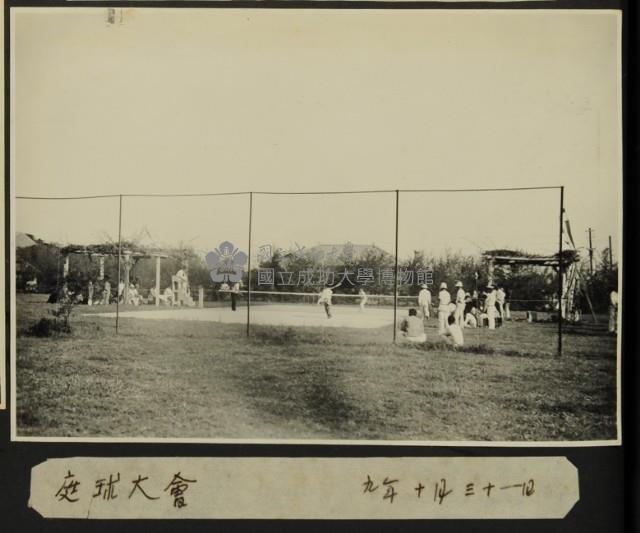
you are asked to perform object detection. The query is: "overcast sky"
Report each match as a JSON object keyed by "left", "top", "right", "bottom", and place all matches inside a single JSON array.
[{"left": 13, "top": 8, "right": 621, "bottom": 260}]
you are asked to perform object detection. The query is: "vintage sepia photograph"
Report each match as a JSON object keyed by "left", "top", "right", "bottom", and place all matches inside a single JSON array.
[{"left": 10, "top": 7, "right": 621, "bottom": 443}]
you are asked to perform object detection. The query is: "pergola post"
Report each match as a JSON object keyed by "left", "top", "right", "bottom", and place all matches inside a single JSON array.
[
  {"left": 155, "top": 255, "right": 161, "bottom": 307},
  {"left": 63, "top": 255, "right": 70, "bottom": 279},
  {"left": 98, "top": 256, "right": 105, "bottom": 280}
]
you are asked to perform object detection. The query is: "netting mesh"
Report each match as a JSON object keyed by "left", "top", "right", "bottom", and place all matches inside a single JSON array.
[{"left": 15, "top": 187, "right": 566, "bottom": 352}]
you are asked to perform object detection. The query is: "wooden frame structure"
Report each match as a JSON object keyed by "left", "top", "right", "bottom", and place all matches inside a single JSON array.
[
  {"left": 482, "top": 248, "right": 595, "bottom": 332},
  {"left": 59, "top": 244, "right": 169, "bottom": 306}
]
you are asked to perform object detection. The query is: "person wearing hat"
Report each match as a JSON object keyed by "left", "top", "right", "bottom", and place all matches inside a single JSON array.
[
  {"left": 417, "top": 283, "right": 432, "bottom": 320},
  {"left": 454, "top": 281, "right": 466, "bottom": 327},
  {"left": 484, "top": 284, "right": 498, "bottom": 329},
  {"left": 437, "top": 282, "right": 451, "bottom": 334}
]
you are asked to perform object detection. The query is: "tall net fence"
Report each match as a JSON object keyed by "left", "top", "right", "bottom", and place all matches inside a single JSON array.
[{"left": 15, "top": 187, "right": 571, "bottom": 355}]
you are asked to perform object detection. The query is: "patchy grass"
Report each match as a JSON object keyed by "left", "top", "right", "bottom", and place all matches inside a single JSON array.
[{"left": 15, "top": 294, "right": 617, "bottom": 441}]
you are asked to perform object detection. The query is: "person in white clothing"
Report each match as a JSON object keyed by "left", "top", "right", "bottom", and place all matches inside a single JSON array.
[
  {"left": 444, "top": 314, "right": 464, "bottom": 348},
  {"left": 454, "top": 281, "right": 465, "bottom": 326},
  {"left": 230, "top": 280, "right": 241, "bottom": 311},
  {"left": 464, "top": 308, "right": 478, "bottom": 328},
  {"left": 118, "top": 280, "right": 125, "bottom": 304},
  {"left": 175, "top": 267, "right": 188, "bottom": 296},
  {"left": 496, "top": 286, "right": 506, "bottom": 324},
  {"left": 358, "top": 288, "right": 368, "bottom": 312},
  {"left": 400, "top": 308, "right": 427, "bottom": 343},
  {"left": 417, "top": 284, "right": 432, "bottom": 319},
  {"left": 318, "top": 281, "right": 342, "bottom": 318},
  {"left": 162, "top": 286, "right": 174, "bottom": 306},
  {"left": 484, "top": 285, "right": 497, "bottom": 330},
  {"left": 437, "top": 282, "right": 451, "bottom": 334},
  {"left": 609, "top": 289, "right": 618, "bottom": 333}
]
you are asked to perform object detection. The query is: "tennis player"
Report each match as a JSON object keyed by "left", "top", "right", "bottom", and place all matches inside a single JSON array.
[
  {"left": 358, "top": 288, "right": 368, "bottom": 312},
  {"left": 318, "top": 281, "right": 342, "bottom": 318}
]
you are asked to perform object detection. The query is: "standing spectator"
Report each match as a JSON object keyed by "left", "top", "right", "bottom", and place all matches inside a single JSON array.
[
  {"left": 504, "top": 287, "right": 511, "bottom": 321},
  {"left": 417, "top": 283, "right": 432, "bottom": 320},
  {"left": 175, "top": 266, "right": 188, "bottom": 291},
  {"left": 102, "top": 276, "right": 111, "bottom": 305},
  {"left": 609, "top": 288, "right": 618, "bottom": 334},
  {"left": 572, "top": 288, "right": 583, "bottom": 323},
  {"left": 496, "top": 286, "right": 506, "bottom": 323},
  {"left": 437, "top": 282, "right": 451, "bottom": 335},
  {"left": 484, "top": 285, "right": 497, "bottom": 330},
  {"left": 87, "top": 280, "right": 94, "bottom": 306},
  {"left": 454, "top": 281, "right": 465, "bottom": 326},
  {"left": 231, "top": 280, "right": 241, "bottom": 312}
]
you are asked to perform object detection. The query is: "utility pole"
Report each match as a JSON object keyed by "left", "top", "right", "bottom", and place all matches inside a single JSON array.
[
  {"left": 609, "top": 235, "right": 613, "bottom": 269},
  {"left": 587, "top": 228, "right": 594, "bottom": 276}
]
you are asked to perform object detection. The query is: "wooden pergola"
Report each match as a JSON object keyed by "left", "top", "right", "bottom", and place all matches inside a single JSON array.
[
  {"left": 59, "top": 244, "right": 169, "bottom": 306},
  {"left": 482, "top": 249, "right": 594, "bottom": 322},
  {"left": 482, "top": 250, "right": 579, "bottom": 282}
]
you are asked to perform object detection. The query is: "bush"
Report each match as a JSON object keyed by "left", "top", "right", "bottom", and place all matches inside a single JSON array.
[
  {"left": 27, "top": 298, "right": 76, "bottom": 337},
  {"left": 51, "top": 299, "right": 75, "bottom": 330},
  {"left": 28, "top": 317, "right": 71, "bottom": 337}
]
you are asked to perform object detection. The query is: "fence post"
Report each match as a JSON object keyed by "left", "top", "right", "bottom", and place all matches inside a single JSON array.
[
  {"left": 247, "top": 192, "right": 253, "bottom": 337},
  {"left": 393, "top": 190, "right": 399, "bottom": 342},
  {"left": 558, "top": 186, "right": 564, "bottom": 356},
  {"left": 116, "top": 194, "right": 123, "bottom": 334}
]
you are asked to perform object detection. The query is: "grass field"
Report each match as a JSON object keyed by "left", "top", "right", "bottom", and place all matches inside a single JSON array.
[{"left": 15, "top": 294, "right": 617, "bottom": 441}]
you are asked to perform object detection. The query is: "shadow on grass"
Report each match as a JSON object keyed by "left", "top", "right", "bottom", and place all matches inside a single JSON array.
[
  {"left": 248, "top": 326, "right": 336, "bottom": 347},
  {"left": 236, "top": 330, "right": 376, "bottom": 435},
  {"left": 560, "top": 322, "right": 615, "bottom": 338}
]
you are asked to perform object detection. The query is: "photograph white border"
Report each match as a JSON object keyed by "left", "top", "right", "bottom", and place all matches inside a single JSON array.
[{"left": 8, "top": 6, "right": 623, "bottom": 447}]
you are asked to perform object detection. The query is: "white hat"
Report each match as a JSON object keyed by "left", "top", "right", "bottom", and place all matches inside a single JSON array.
[
  {"left": 486, "top": 284, "right": 494, "bottom": 289},
  {"left": 420, "top": 284, "right": 428, "bottom": 289},
  {"left": 455, "top": 281, "right": 463, "bottom": 288},
  {"left": 440, "top": 282, "right": 447, "bottom": 289}
]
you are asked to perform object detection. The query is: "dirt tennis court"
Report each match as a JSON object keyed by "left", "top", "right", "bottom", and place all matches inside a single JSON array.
[{"left": 89, "top": 303, "right": 397, "bottom": 329}]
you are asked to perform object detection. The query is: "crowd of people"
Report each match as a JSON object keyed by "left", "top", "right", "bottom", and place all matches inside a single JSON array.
[
  {"left": 400, "top": 280, "right": 510, "bottom": 348},
  {"left": 53, "top": 268, "right": 193, "bottom": 308}
]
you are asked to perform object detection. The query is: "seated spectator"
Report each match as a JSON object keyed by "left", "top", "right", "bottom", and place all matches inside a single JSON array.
[
  {"left": 444, "top": 314, "right": 464, "bottom": 348},
  {"left": 162, "top": 286, "right": 175, "bottom": 305},
  {"left": 464, "top": 307, "right": 478, "bottom": 328},
  {"left": 127, "top": 283, "right": 141, "bottom": 306},
  {"left": 400, "top": 308, "right": 427, "bottom": 343}
]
